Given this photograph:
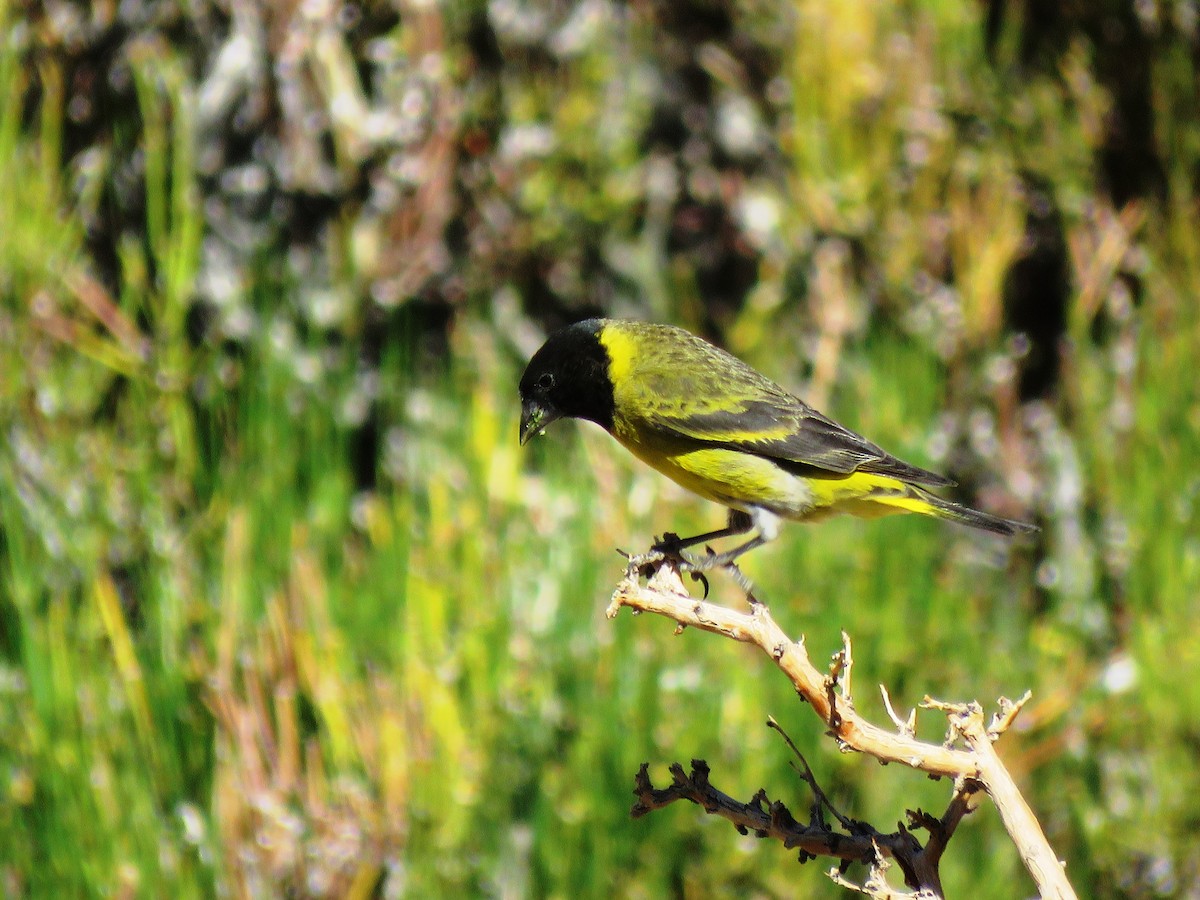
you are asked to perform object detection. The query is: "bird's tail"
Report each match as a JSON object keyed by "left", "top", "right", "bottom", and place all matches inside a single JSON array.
[{"left": 874, "top": 484, "right": 1037, "bottom": 537}]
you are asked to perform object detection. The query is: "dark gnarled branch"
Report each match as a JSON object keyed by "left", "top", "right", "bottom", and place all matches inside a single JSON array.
[{"left": 632, "top": 758, "right": 983, "bottom": 897}]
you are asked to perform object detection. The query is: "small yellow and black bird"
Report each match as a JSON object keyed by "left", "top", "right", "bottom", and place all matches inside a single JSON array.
[{"left": 519, "top": 318, "right": 1035, "bottom": 572}]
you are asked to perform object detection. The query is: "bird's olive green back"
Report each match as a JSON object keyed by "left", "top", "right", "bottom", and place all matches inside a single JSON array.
[{"left": 597, "top": 320, "right": 950, "bottom": 486}]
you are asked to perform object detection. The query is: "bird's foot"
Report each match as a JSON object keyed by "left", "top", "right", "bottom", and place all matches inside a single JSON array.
[
  {"left": 623, "top": 535, "right": 761, "bottom": 605},
  {"left": 681, "top": 546, "right": 763, "bottom": 607},
  {"left": 621, "top": 540, "right": 711, "bottom": 599},
  {"left": 649, "top": 532, "right": 687, "bottom": 558},
  {"left": 687, "top": 569, "right": 711, "bottom": 599}
]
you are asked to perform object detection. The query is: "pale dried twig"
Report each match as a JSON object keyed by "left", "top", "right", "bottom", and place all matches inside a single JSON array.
[
  {"left": 921, "top": 698, "right": 1074, "bottom": 900},
  {"left": 830, "top": 630, "right": 854, "bottom": 705},
  {"left": 609, "top": 560, "right": 1078, "bottom": 900},
  {"left": 989, "top": 691, "right": 1033, "bottom": 738},
  {"left": 828, "top": 848, "right": 940, "bottom": 900},
  {"left": 880, "top": 684, "right": 917, "bottom": 738},
  {"left": 607, "top": 565, "right": 976, "bottom": 777}
]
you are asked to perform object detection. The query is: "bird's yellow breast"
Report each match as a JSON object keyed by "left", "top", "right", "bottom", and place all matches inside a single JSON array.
[{"left": 610, "top": 422, "right": 814, "bottom": 516}]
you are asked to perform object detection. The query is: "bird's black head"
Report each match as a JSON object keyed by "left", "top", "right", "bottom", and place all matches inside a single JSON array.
[{"left": 519, "top": 318, "right": 615, "bottom": 444}]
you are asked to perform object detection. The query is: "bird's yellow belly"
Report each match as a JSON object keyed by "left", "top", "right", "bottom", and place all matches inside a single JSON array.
[
  {"left": 614, "top": 430, "right": 815, "bottom": 517},
  {"left": 611, "top": 424, "right": 920, "bottom": 523}
]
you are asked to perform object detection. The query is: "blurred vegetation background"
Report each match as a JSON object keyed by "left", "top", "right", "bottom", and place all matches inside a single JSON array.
[{"left": 2, "top": 0, "right": 1199, "bottom": 896}]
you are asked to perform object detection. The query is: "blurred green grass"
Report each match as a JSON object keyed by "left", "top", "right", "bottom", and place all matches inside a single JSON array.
[{"left": 3, "top": 1, "right": 1200, "bottom": 898}]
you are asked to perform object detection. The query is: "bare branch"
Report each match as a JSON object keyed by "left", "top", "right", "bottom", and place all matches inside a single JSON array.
[
  {"left": 610, "top": 561, "right": 1078, "bottom": 900},
  {"left": 607, "top": 566, "right": 976, "bottom": 778},
  {"left": 828, "top": 848, "right": 940, "bottom": 899},
  {"left": 631, "top": 760, "right": 879, "bottom": 863},
  {"left": 989, "top": 691, "right": 1032, "bottom": 738},
  {"left": 631, "top": 757, "right": 979, "bottom": 897},
  {"left": 929, "top": 701, "right": 1076, "bottom": 900},
  {"left": 913, "top": 777, "right": 984, "bottom": 872}
]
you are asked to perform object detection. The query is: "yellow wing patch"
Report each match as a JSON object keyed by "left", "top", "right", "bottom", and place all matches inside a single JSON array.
[{"left": 598, "top": 325, "right": 637, "bottom": 392}]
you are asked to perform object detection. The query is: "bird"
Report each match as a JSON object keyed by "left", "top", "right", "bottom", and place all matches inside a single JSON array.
[{"left": 518, "top": 318, "right": 1035, "bottom": 576}]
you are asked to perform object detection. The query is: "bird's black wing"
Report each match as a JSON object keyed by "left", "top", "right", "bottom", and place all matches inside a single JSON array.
[{"left": 663, "top": 398, "right": 954, "bottom": 486}]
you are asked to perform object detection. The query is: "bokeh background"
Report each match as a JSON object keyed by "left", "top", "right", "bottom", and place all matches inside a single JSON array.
[{"left": 3, "top": 0, "right": 1199, "bottom": 896}]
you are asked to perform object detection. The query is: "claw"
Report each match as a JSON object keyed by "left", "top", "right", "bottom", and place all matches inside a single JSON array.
[{"left": 690, "top": 570, "right": 710, "bottom": 599}]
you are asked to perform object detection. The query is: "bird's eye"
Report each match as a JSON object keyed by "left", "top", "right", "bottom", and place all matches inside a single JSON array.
[{"left": 536, "top": 372, "right": 555, "bottom": 390}]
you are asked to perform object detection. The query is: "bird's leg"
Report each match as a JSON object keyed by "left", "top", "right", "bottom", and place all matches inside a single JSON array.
[
  {"left": 629, "top": 510, "right": 771, "bottom": 603},
  {"left": 664, "top": 508, "right": 775, "bottom": 571},
  {"left": 677, "top": 526, "right": 770, "bottom": 605},
  {"left": 649, "top": 510, "right": 761, "bottom": 598},
  {"left": 651, "top": 509, "right": 755, "bottom": 556},
  {"left": 723, "top": 561, "right": 763, "bottom": 607},
  {"left": 681, "top": 533, "right": 768, "bottom": 571},
  {"left": 625, "top": 511, "right": 751, "bottom": 589}
]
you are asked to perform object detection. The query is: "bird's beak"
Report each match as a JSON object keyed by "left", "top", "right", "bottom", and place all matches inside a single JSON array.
[{"left": 519, "top": 398, "right": 560, "bottom": 445}]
